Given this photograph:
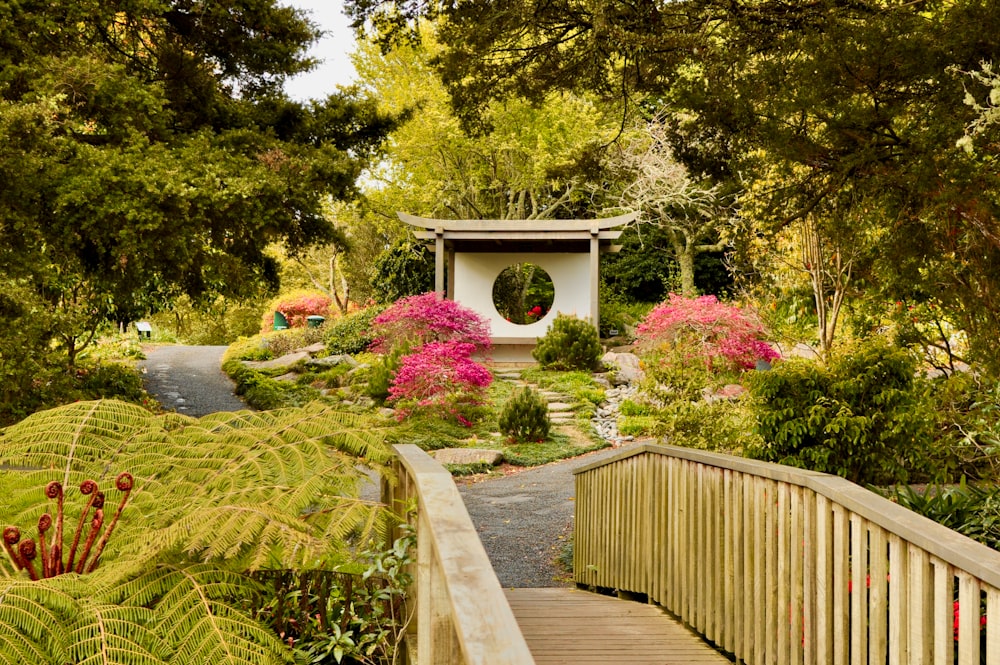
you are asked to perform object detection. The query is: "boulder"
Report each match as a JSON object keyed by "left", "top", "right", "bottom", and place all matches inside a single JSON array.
[
  {"left": 431, "top": 448, "right": 505, "bottom": 466},
  {"left": 243, "top": 351, "right": 310, "bottom": 371},
  {"left": 306, "top": 354, "right": 359, "bottom": 369},
  {"left": 601, "top": 351, "right": 645, "bottom": 386}
]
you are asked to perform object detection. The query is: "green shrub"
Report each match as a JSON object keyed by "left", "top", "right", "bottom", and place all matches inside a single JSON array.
[
  {"left": 324, "top": 305, "right": 387, "bottom": 355},
  {"left": 499, "top": 386, "right": 551, "bottom": 443},
  {"left": 746, "top": 337, "right": 934, "bottom": 485},
  {"left": 532, "top": 314, "right": 601, "bottom": 371},
  {"left": 366, "top": 345, "right": 406, "bottom": 404}
]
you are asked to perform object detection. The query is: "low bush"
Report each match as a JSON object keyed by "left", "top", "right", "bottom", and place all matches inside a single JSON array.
[
  {"left": 532, "top": 314, "right": 601, "bottom": 371},
  {"left": 370, "top": 292, "right": 491, "bottom": 354},
  {"left": 499, "top": 386, "right": 551, "bottom": 443},
  {"left": 746, "top": 337, "right": 935, "bottom": 485}
]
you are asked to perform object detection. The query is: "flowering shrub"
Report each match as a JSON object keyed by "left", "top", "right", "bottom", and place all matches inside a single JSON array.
[
  {"left": 388, "top": 341, "right": 493, "bottom": 424},
  {"left": 634, "top": 293, "right": 778, "bottom": 371},
  {"left": 261, "top": 290, "right": 333, "bottom": 332},
  {"left": 371, "top": 292, "right": 491, "bottom": 354}
]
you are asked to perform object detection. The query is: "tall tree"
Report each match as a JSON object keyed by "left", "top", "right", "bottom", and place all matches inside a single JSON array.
[
  {"left": 609, "top": 118, "right": 729, "bottom": 295},
  {"left": 0, "top": 0, "right": 395, "bottom": 367}
]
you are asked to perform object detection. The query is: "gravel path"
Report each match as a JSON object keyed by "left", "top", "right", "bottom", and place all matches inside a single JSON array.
[
  {"left": 139, "top": 345, "right": 248, "bottom": 416},
  {"left": 457, "top": 444, "right": 636, "bottom": 588}
]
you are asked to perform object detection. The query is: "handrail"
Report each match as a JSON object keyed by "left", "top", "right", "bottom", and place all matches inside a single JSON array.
[
  {"left": 383, "top": 444, "right": 535, "bottom": 665},
  {"left": 574, "top": 442, "right": 1000, "bottom": 665}
]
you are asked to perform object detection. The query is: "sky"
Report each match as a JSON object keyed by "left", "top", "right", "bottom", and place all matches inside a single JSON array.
[{"left": 282, "top": 0, "right": 358, "bottom": 101}]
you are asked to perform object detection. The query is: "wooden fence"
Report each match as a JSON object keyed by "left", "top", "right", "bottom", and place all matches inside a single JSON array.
[
  {"left": 383, "top": 444, "right": 535, "bottom": 665},
  {"left": 574, "top": 442, "right": 1000, "bottom": 665}
]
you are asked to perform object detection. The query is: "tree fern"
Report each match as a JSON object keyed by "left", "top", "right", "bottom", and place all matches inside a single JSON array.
[{"left": 0, "top": 399, "right": 393, "bottom": 664}]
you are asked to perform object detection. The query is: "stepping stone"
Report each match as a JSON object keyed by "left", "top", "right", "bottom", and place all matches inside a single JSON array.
[
  {"left": 432, "top": 448, "right": 505, "bottom": 466},
  {"left": 547, "top": 402, "right": 574, "bottom": 412},
  {"left": 496, "top": 372, "right": 523, "bottom": 380},
  {"left": 538, "top": 391, "right": 563, "bottom": 402}
]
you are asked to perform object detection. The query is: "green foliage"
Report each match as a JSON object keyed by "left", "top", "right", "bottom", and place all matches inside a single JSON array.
[
  {"left": 498, "top": 387, "right": 551, "bottom": 443},
  {"left": 365, "top": 346, "right": 407, "bottom": 404},
  {"left": 0, "top": 0, "right": 396, "bottom": 400},
  {"left": 746, "top": 338, "right": 935, "bottom": 485},
  {"left": 77, "top": 363, "right": 146, "bottom": 402},
  {"left": 150, "top": 295, "right": 265, "bottom": 346},
  {"left": 532, "top": 314, "right": 602, "bottom": 371},
  {"left": 888, "top": 481, "right": 1000, "bottom": 552},
  {"left": 369, "top": 240, "right": 435, "bottom": 305},
  {"left": 324, "top": 305, "right": 388, "bottom": 355},
  {"left": 0, "top": 399, "right": 391, "bottom": 664},
  {"left": 252, "top": 529, "right": 414, "bottom": 665}
]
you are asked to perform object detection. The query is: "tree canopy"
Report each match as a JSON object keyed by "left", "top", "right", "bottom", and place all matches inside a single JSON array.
[
  {"left": 348, "top": 0, "right": 1000, "bottom": 368},
  {"left": 0, "top": 0, "right": 396, "bottom": 366}
]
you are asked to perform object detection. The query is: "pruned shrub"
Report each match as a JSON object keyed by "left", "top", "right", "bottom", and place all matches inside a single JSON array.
[
  {"left": 532, "top": 314, "right": 601, "bottom": 371},
  {"left": 499, "top": 386, "right": 551, "bottom": 443},
  {"left": 324, "top": 304, "right": 387, "bottom": 355}
]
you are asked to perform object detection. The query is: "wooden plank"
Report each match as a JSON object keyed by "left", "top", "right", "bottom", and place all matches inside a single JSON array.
[
  {"left": 932, "top": 557, "right": 955, "bottom": 665},
  {"left": 957, "top": 572, "right": 981, "bottom": 665},
  {"left": 869, "top": 525, "right": 888, "bottom": 665},
  {"left": 851, "top": 515, "right": 868, "bottom": 665},
  {"left": 506, "top": 588, "right": 731, "bottom": 665},
  {"left": 907, "top": 546, "right": 932, "bottom": 665},
  {"left": 887, "top": 534, "right": 907, "bottom": 665},
  {"left": 987, "top": 585, "right": 1000, "bottom": 665},
  {"left": 778, "top": 481, "right": 791, "bottom": 665}
]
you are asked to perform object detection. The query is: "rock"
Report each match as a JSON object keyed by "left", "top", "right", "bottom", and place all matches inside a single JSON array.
[
  {"left": 295, "top": 342, "right": 327, "bottom": 354},
  {"left": 432, "top": 448, "right": 505, "bottom": 466},
  {"left": 273, "top": 372, "right": 300, "bottom": 383},
  {"left": 242, "top": 351, "right": 311, "bottom": 371},
  {"left": 601, "top": 351, "right": 645, "bottom": 386},
  {"left": 306, "top": 354, "right": 359, "bottom": 368},
  {"left": 547, "top": 402, "right": 574, "bottom": 412}
]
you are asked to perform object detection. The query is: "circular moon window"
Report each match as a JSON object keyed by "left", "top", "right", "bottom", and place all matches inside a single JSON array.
[{"left": 492, "top": 263, "right": 555, "bottom": 325}]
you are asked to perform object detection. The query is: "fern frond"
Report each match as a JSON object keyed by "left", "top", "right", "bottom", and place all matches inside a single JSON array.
[
  {"left": 70, "top": 602, "right": 170, "bottom": 665},
  {"left": 0, "top": 576, "right": 78, "bottom": 662},
  {"left": 116, "top": 563, "right": 291, "bottom": 665}
]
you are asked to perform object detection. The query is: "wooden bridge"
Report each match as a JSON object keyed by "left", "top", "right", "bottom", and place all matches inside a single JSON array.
[{"left": 383, "top": 443, "right": 1000, "bottom": 665}]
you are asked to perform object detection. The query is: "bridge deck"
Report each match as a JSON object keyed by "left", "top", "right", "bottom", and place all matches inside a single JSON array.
[{"left": 505, "top": 588, "right": 731, "bottom": 665}]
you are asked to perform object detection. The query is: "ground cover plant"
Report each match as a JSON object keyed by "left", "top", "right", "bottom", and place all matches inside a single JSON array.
[{"left": 0, "top": 399, "right": 395, "bottom": 665}]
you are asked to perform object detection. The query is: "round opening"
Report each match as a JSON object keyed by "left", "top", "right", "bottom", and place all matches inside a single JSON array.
[{"left": 492, "top": 263, "right": 555, "bottom": 325}]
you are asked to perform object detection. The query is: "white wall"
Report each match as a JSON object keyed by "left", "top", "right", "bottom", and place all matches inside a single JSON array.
[{"left": 452, "top": 252, "right": 592, "bottom": 341}]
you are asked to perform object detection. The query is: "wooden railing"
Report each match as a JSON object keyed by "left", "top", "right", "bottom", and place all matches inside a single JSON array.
[
  {"left": 383, "top": 444, "right": 535, "bottom": 665},
  {"left": 574, "top": 442, "right": 1000, "bottom": 665}
]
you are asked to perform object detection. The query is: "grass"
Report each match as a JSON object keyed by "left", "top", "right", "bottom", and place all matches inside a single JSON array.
[{"left": 503, "top": 432, "right": 607, "bottom": 467}]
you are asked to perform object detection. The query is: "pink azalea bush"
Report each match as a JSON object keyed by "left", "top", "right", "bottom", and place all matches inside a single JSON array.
[
  {"left": 635, "top": 293, "right": 779, "bottom": 371},
  {"left": 388, "top": 341, "right": 493, "bottom": 424},
  {"left": 370, "top": 293, "right": 493, "bottom": 424},
  {"left": 370, "top": 292, "right": 492, "bottom": 354}
]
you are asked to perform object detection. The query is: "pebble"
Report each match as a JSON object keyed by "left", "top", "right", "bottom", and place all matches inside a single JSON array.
[{"left": 591, "top": 383, "right": 639, "bottom": 447}]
